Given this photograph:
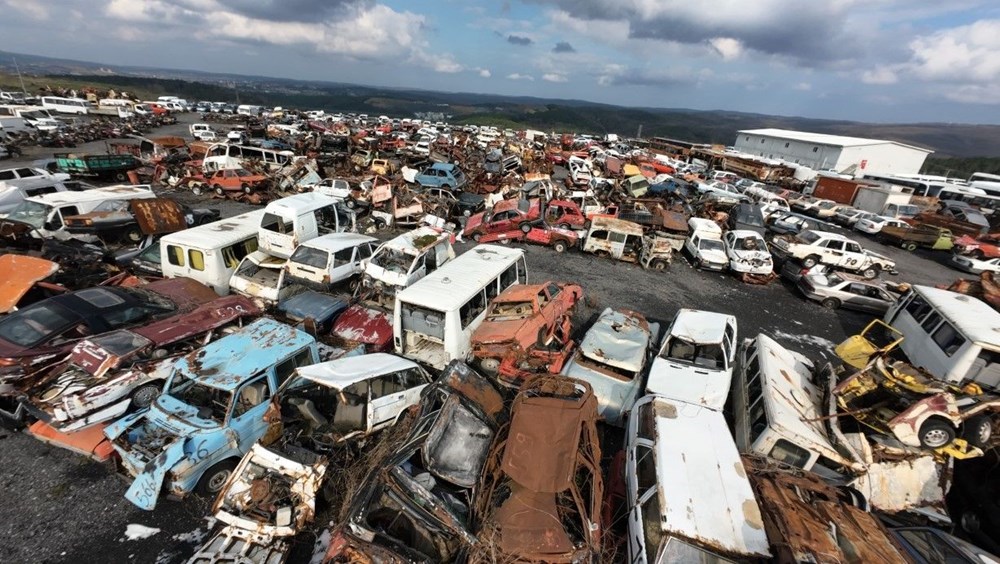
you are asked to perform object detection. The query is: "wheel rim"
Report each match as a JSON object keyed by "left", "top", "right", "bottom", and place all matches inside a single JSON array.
[
  {"left": 132, "top": 386, "right": 159, "bottom": 408},
  {"left": 480, "top": 358, "right": 500, "bottom": 373},
  {"left": 974, "top": 421, "right": 991, "bottom": 444},
  {"left": 207, "top": 469, "right": 231, "bottom": 492},
  {"left": 923, "top": 429, "right": 951, "bottom": 448}
]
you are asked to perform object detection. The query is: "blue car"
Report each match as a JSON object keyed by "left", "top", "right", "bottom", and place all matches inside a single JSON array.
[
  {"left": 104, "top": 318, "right": 324, "bottom": 510},
  {"left": 413, "top": 162, "right": 468, "bottom": 190}
]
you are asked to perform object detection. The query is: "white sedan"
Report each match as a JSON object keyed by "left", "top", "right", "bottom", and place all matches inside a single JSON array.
[
  {"left": 951, "top": 253, "right": 1000, "bottom": 274},
  {"left": 854, "top": 215, "right": 908, "bottom": 235}
]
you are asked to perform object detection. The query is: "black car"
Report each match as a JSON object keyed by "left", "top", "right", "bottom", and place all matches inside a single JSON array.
[{"left": 891, "top": 527, "right": 999, "bottom": 563}]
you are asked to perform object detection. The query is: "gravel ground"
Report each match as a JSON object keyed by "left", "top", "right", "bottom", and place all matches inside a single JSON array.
[{"left": 0, "top": 114, "right": 972, "bottom": 563}]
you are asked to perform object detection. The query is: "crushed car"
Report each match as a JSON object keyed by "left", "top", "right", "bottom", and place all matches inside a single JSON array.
[{"left": 104, "top": 318, "right": 329, "bottom": 510}]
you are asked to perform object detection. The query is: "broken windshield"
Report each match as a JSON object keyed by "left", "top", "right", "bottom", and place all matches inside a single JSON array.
[
  {"left": 6, "top": 200, "right": 51, "bottom": 230},
  {"left": 486, "top": 300, "right": 534, "bottom": 321},
  {"left": 660, "top": 338, "right": 726, "bottom": 370},
  {"left": 167, "top": 371, "right": 232, "bottom": 423},
  {"left": 369, "top": 247, "right": 414, "bottom": 274}
]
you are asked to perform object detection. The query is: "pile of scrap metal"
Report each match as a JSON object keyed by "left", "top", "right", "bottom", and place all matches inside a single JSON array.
[{"left": 940, "top": 270, "right": 1000, "bottom": 311}]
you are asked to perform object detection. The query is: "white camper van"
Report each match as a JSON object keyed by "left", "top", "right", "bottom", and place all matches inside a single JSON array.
[{"left": 159, "top": 210, "right": 265, "bottom": 295}]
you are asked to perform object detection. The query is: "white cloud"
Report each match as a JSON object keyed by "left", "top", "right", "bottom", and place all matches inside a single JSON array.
[
  {"left": 542, "top": 72, "right": 568, "bottom": 82},
  {"left": 861, "top": 66, "right": 898, "bottom": 85},
  {"left": 507, "top": 73, "right": 534, "bottom": 81},
  {"left": 906, "top": 19, "right": 1000, "bottom": 84},
  {"left": 478, "top": 68, "right": 492, "bottom": 78},
  {"left": 793, "top": 82, "right": 812, "bottom": 91},
  {"left": 2, "top": 0, "right": 50, "bottom": 19},
  {"left": 709, "top": 37, "right": 743, "bottom": 60}
]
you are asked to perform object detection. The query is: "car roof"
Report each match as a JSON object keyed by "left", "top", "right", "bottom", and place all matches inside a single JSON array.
[
  {"left": 299, "top": 233, "right": 377, "bottom": 253},
  {"left": 579, "top": 308, "right": 651, "bottom": 372},
  {"left": 174, "top": 318, "right": 313, "bottom": 391},
  {"left": 294, "top": 353, "right": 418, "bottom": 389},
  {"left": 667, "top": 309, "right": 734, "bottom": 345}
]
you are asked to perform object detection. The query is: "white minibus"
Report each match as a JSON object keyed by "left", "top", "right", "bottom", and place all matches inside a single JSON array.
[
  {"left": 40, "top": 96, "right": 89, "bottom": 115},
  {"left": 159, "top": 210, "right": 265, "bottom": 295}
]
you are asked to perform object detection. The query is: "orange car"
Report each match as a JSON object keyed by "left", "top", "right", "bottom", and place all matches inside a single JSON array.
[
  {"left": 204, "top": 168, "right": 268, "bottom": 195},
  {"left": 470, "top": 281, "right": 583, "bottom": 381}
]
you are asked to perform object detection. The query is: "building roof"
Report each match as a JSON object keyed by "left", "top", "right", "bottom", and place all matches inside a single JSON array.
[
  {"left": 738, "top": 128, "right": 933, "bottom": 153},
  {"left": 648, "top": 397, "right": 771, "bottom": 558},
  {"left": 295, "top": 352, "right": 418, "bottom": 389}
]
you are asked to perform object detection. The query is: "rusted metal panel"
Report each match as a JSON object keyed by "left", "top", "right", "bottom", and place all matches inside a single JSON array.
[
  {"left": 0, "top": 254, "right": 60, "bottom": 313},
  {"left": 130, "top": 198, "right": 188, "bottom": 235}
]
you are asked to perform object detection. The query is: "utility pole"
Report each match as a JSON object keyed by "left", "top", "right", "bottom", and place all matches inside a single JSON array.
[
  {"left": 636, "top": 124, "right": 643, "bottom": 139},
  {"left": 12, "top": 57, "right": 28, "bottom": 97}
]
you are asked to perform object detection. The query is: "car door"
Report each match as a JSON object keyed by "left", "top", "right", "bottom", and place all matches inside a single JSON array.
[
  {"left": 818, "top": 239, "right": 846, "bottom": 266},
  {"left": 229, "top": 373, "right": 273, "bottom": 454},
  {"left": 488, "top": 210, "right": 514, "bottom": 234},
  {"left": 367, "top": 367, "right": 430, "bottom": 431},
  {"left": 840, "top": 241, "right": 866, "bottom": 271},
  {"left": 841, "top": 282, "right": 878, "bottom": 312}
]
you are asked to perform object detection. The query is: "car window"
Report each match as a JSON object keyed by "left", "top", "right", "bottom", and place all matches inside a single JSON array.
[
  {"left": 0, "top": 303, "right": 76, "bottom": 347},
  {"left": 358, "top": 243, "right": 373, "bottom": 259},
  {"left": 289, "top": 245, "right": 329, "bottom": 269},
  {"left": 74, "top": 288, "right": 126, "bottom": 308},
  {"left": 188, "top": 250, "right": 205, "bottom": 271},
  {"left": 370, "top": 372, "right": 408, "bottom": 398},
  {"left": 845, "top": 242, "right": 862, "bottom": 253},
  {"left": 103, "top": 305, "right": 153, "bottom": 327},
  {"left": 166, "top": 245, "right": 185, "bottom": 267},
  {"left": 896, "top": 529, "right": 968, "bottom": 564},
  {"left": 233, "top": 377, "right": 271, "bottom": 418}
]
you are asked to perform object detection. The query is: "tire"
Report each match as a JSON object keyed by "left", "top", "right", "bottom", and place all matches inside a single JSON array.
[
  {"left": 124, "top": 228, "right": 143, "bottom": 244},
  {"left": 558, "top": 223, "right": 571, "bottom": 230},
  {"left": 478, "top": 357, "right": 500, "bottom": 375},
  {"left": 196, "top": 459, "right": 237, "bottom": 497},
  {"left": 820, "top": 297, "right": 841, "bottom": 310},
  {"left": 860, "top": 265, "right": 880, "bottom": 280},
  {"left": 650, "top": 259, "right": 668, "bottom": 271},
  {"left": 191, "top": 184, "right": 202, "bottom": 196},
  {"left": 961, "top": 511, "right": 982, "bottom": 534},
  {"left": 552, "top": 240, "right": 567, "bottom": 253},
  {"left": 463, "top": 209, "right": 472, "bottom": 218},
  {"left": 214, "top": 185, "right": 224, "bottom": 196},
  {"left": 692, "top": 258, "right": 703, "bottom": 270},
  {"left": 241, "top": 183, "right": 252, "bottom": 194},
  {"left": 918, "top": 418, "right": 956, "bottom": 449},
  {"left": 903, "top": 242, "right": 917, "bottom": 251},
  {"left": 971, "top": 250, "right": 985, "bottom": 260},
  {"left": 114, "top": 172, "right": 127, "bottom": 182},
  {"left": 130, "top": 383, "right": 160, "bottom": 410},
  {"left": 962, "top": 416, "right": 993, "bottom": 448},
  {"left": 801, "top": 255, "right": 820, "bottom": 268},
  {"left": 440, "top": 184, "right": 450, "bottom": 190},
  {"left": 519, "top": 223, "right": 532, "bottom": 234},
  {"left": 374, "top": 219, "right": 387, "bottom": 231},
  {"left": 472, "top": 232, "right": 482, "bottom": 243}
]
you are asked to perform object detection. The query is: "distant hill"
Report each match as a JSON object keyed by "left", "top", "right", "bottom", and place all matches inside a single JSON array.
[{"left": 1, "top": 49, "right": 1000, "bottom": 157}]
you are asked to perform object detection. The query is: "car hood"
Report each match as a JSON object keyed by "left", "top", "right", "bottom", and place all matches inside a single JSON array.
[
  {"left": 728, "top": 248, "right": 772, "bottom": 263},
  {"left": 331, "top": 304, "right": 392, "bottom": 349},
  {"left": 146, "top": 393, "right": 221, "bottom": 433},
  {"left": 145, "top": 277, "right": 219, "bottom": 311},
  {"left": 463, "top": 212, "right": 486, "bottom": 234},
  {"left": 699, "top": 248, "right": 729, "bottom": 264},
  {"left": 471, "top": 318, "right": 530, "bottom": 346}
]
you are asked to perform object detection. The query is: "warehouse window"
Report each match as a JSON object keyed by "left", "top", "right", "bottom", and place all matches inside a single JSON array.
[
  {"left": 813, "top": 147, "right": 819, "bottom": 152},
  {"left": 760, "top": 139, "right": 765, "bottom": 143},
  {"left": 745, "top": 136, "right": 749, "bottom": 141},
  {"left": 784, "top": 142, "right": 789, "bottom": 148}
]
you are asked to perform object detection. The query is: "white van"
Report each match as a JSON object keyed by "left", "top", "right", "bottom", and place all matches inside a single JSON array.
[
  {"left": 1, "top": 106, "right": 60, "bottom": 131},
  {"left": 625, "top": 394, "right": 771, "bottom": 563},
  {"left": 258, "top": 193, "right": 356, "bottom": 259},
  {"left": 361, "top": 227, "right": 454, "bottom": 295},
  {"left": 202, "top": 143, "right": 293, "bottom": 173},
  {"left": 159, "top": 210, "right": 265, "bottom": 295},
  {"left": 3, "top": 184, "right": 155, "bottom": 242},
  {"left": 40, "top": 96, "right": 89, "bottom": 115},
  {"left": 393, "top": 245, "right": 527, "bottom": 369},
  {"left": 683, "top": 218, "right": 728, "bottom": 271},
  {"left": 228, "top": 251, "right": 293, "bottom": 306},
  {"left": 285, "top": 233, "right": 378, "bottom": 290},
  {"left": 189, "top": 123, "right": 214, "bottom": 139},
  {"left": 885, "top": 286, "right": 1000, "bottom": 390}
]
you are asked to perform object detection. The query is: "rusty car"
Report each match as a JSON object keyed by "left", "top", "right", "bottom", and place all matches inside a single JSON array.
[
  {"left": 104, "top": 318, "right": 328, "bottom": 510},
  {"left": 473, "top": 375, "right": 603, "bottom": 563},
  {"left": 469, "top": 281, "right": 582, "bottom": 379},
  {"left": 462, "top": 198, "right": 542, "bottom": 242},
  {"left": 324, "top": 361, "right": 506, "bottom": 562}
]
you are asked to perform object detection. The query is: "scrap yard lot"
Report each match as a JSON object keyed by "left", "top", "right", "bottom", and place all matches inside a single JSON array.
[{"left": 1, "top": 106, "right": 997, "bottom": 564}]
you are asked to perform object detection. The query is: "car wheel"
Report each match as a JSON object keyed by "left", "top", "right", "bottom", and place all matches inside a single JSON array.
[
  {"left": 214, "top": 184, "right": 224, "bottom": 196},
  {"left": 196, "top": 459, "right": 237, "bottom": 497},
  {"left": 472, "top": 232, "right": 482, "bottom": 243},
  {"left": 241, "top": 183, "right": 252, "bottom": 194},
  {"left": 478, "top": 357, "right": 500, "bottom": 375},
  {"left": 963, "top": 416, "right": 993, "bottom": 448},
  {"left": 650, "top": 259, "right": 668, "bottom": 271},
  {"left": 558, "top": 223, "right": 571, "bottom": 230},
  {"left": 820, "top": 297, "right": 841, "bottom": 310},
  {"left": 346, "top": 199, "right": 357, "bottom": 209},
  {"left": 519, "top": 223, "right": 532, "bottom": 234},
  {"left": 124, "top": 228, "right": 144, "bottom": 244},
  {"left": 463, "top": 209, "right": 472, "bottom": 218},
  {"left": 961, "top": 511, "right": 982, "bottom": 533},
  {"left": 114, "top": 172, "right": 127, "bottom": 182},
  {"left": 861, "top": 266, "right": 880, "bottom": 280},
  {"left": 130, "top": 384, "right": 160, "bottom": 410},
  {"left": 440, "top": 184, "right": 450, "bottom": 190},
  {"left": 374, "top": 219, "right": 388, "bottom": 231},
  {"left": 801, "top": 255, "right": 820, "bottom": 268},
  {"left": 692, "top": 258, "right": 703, "bottom": 270},
  {"left": 918, "top": 418, "right": 956, "bottom": 449},
  {"left": 191, "top": 184, "right": 203, "bottom": 196},
  {"left": 553, "top": 240, "right": 567, "bottom": 253},
  {"left": 903, "top": 242, "right": 917, "bottom": 251}
]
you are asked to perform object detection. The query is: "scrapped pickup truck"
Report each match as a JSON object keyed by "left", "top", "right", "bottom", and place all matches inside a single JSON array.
[
  {"left": 104, "top": 319, "right": 329, "bottom": 510},
  {"left": 769, "top": 229, "right": 896, "bottom": 279}
]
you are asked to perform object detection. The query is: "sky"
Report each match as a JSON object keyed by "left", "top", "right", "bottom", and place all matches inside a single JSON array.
[{"left": 2, "top": 0, "right": 1000, "bottom": 124}]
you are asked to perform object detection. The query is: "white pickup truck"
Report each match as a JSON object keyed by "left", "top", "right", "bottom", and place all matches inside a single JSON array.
[{"left": 769, "top": 229, "right": 896, "bottom": 279}]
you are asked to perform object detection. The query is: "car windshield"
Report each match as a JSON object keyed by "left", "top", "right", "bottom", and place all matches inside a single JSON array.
[
  {"left": 369, "top": 247, "right": 413, "bottom": 273},
  {"left": 167, "top": 370, "right": 232, "bottom": 423},
  {"left": 660, "top": 337, "right": 726, "bottom": 370},
  {"left": 0, "top": 302, "right": 77, "bottom": 347},
  {"left": 798, "top": 230, "right": 822, "bottom": 244},
  {"left": 136, "top": 243, "right": 161, "bottom": 263},
  {"left": 700, "top": 239, "right": 725, "bottom": 251},
  {"left": 289, "top": 245, "right": 329, "bottom": 269},
  {"left": 487, "top": 300, "right": 535, "bottom": 321},
  {"left": 126, "top": 287, "right": 175, "bottom": 311},
  {"left": 89, "top": 330, "right": 152, "bottom": 357},
  {"left": 6, "top": 200, "right": 51, "bottom": 229}
]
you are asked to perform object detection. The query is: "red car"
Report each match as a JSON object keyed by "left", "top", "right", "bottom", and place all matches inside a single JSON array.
[
  {"left": 478, "top": 225, "right": 578, "bottom": 253},
  {"left": 470, "top": 281, "right": 582, "bottom": 382},
  {"left": 463, "top": 198, "right": 542, "bottom": 242},
  {"left": 204, "top": 168, "right": 268, "bottom": 196},
  {"left": 545, "top": 199, "right": 588, "bottom": 230}
]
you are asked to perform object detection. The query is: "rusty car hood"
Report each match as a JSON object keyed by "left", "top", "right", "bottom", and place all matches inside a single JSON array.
[
  {"left": 144, "top": 277, "right": 220, "bottom": 311},
  {"left": 0, "top": 255, "right": 59, "bottom": 314},
  {"left": 331, "top": 304, "right": 392, "bottom": 349}
]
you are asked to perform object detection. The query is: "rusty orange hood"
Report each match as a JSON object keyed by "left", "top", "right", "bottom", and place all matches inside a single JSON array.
[{"left": 0, "top": 255, "right": 60, "bottom": 314}]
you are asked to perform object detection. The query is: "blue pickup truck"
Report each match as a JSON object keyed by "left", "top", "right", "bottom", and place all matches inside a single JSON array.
[{"left": 104, "top": 318, "right": 328, "bottom": 510}]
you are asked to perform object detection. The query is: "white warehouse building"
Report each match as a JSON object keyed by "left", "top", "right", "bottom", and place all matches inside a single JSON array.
[{"left": 733, "top": 128, "right": 932, "bottom": 176}]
